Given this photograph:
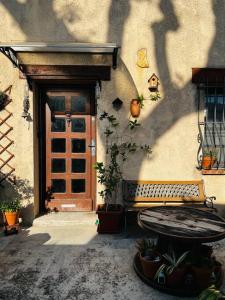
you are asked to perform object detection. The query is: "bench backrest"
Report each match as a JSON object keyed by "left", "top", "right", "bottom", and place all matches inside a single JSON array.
[{"left": 122, "top": 180, "right": 206, "bottom": 204}]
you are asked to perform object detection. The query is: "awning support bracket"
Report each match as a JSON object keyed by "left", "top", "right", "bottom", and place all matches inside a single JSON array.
[{"left": 0, "top": 47, "right": 23, "bottom": 72}]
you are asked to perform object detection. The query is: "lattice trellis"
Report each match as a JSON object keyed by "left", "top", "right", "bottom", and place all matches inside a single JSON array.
[
  {"left": 0, "top": 85, "right": 15, "bottom": 185},
  {"left": 126, "top": 183, "right": 200, "bottom": 198}
]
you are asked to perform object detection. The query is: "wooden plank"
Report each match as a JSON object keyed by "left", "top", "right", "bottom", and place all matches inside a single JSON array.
[
  {"left": 138, "top": 206, "right": 225, "bottom": 241},
  {"left": 125, "top": 180, "right": 203, "bottom": 185},
  {"left": 202, "top": 169, "right": 225, "bottom": 175},
  {"left": 126, "top": 201, "right": 203, "bottom": 207},
  {"left": 192, "top": 68, "right": 225, "bottom": 84},
  {"left": 126, "top": 196, "right": 203, "bottom": 202},
  {"left": 20, "top": 65, "right": 111, "bottom": 81}
]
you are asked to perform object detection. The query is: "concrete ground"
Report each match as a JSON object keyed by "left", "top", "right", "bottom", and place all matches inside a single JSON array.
[{"left": 0, "top": 213, "right": 225, "bottom": 300}]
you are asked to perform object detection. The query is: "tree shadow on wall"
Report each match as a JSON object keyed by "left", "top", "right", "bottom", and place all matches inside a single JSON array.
[
  {"left": 105, "top": 0, "right": 225, "bottom": 181},
  {"left": 1, "top": 0, "right": 82, "bottom": 42}
]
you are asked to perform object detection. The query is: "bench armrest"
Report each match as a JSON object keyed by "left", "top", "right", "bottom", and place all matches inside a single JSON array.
[{"left": 204, "top": 196, "right": 216, "bottom": 210}]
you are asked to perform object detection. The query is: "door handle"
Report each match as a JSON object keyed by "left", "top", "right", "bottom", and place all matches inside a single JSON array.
[{"left": 88, "top": 139, "right": 96, "bottom": 156}]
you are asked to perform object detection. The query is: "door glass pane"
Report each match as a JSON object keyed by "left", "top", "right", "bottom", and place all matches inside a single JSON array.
[
  {"left": 51, "top": 118, "right": 65, "bottom": 132},
  {"left": 71, "top": 179, "right": 85, "bottom": 193},
  {"left": 71, "top": 139, "right": 86, "bottom": 153},
  {"left": 71, "top": 96, "right": 86, "bottom": 113},
  {"left": 71, "top": 118, "right": 86, "bottom": 132},
  {"left": 72, "top": 159, "right": 86, "bottom": 173},
  {"left": 48, "top": 96, "right": 65, "bottom": 112},
  {"left": 52, "top": 179, "right": 66, "bottom": 193},
  {"left": 51, "top": 139, "right": 66, "bottom": 153},
  {"left": 52, "top": 159, "right": 66, "bottom": 173}
]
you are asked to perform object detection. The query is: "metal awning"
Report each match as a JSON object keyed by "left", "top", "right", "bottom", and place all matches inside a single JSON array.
[{"left": 0, "top": 42, "right": 120, "bottom": 71}]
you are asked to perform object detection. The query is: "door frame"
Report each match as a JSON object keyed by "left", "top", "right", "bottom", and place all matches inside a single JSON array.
[{"left": 36, "top": 82, "right": 97, "bottom": 213}]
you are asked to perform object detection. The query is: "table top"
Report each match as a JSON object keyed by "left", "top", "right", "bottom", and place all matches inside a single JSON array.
[{"left": 138, "top": 206, "right": 225, "bottom": 243}]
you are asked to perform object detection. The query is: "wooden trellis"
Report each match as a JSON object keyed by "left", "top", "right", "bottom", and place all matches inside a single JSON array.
[{"left": 0, "top": 85, "right": 15, "bottom": 185}]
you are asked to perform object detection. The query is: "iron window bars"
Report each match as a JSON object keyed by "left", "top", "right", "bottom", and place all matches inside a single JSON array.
[{"left": 197, "top": 81, "right": 225, "bottom": 170}]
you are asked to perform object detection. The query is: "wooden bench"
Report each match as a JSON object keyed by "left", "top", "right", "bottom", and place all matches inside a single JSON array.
[{"left": 122, "top": 180, "right": 216, "bottom": 228}]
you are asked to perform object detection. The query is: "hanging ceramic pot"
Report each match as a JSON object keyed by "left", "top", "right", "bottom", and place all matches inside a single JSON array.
[{"left": 130, "top": 99, "right": 140, "bottom": 118}]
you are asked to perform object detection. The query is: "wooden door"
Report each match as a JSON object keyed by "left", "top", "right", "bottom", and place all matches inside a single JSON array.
[{"left": 45, "top": 88, "right": 96, "bottom": 211}]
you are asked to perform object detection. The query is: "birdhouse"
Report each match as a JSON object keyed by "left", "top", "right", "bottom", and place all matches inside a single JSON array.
[
  {"left": 112, "top": 98, "right": 123, "bottom": 111},
  {"left": 148, "top": 73, "right": 159, "bottom": 91}
]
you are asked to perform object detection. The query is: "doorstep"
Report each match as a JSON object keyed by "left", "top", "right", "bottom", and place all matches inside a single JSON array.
[{"left": 33, "top": 212, "right": 97, "bottom": 227}]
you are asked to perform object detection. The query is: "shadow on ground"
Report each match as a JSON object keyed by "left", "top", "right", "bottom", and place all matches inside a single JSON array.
[{"left": 0, "top": 222, "right": 202, "bottom": 300}]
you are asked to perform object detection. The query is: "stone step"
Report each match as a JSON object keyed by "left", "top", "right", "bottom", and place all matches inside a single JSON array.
[{"left": 33, "top": 212, "right": 98, "bottom": 226}]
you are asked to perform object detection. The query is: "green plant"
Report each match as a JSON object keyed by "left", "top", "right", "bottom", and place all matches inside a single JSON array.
[
  {"left": 94, "top": 112, "right": 151, "bottom": 208},
  {"left": 0, "top": 199, "right": 21, "bottom": 212},
  {"left": 203, "top": 147, "right": 218, "bottom": 158},
  {"left": 136, "top": 238, "right": 158, "bottom": 257},
  {"left": 137, "top": 94, "right": 145, "bottom": 108},
  {"left": 128, "top": 119, "right": 140, "bottom": 130},
  {"left": 154, "top": 248, "right": 189, "bottom": 280},
  {"left": 198, "top": 285, "right": 225, "bottom": 300},
  {"left": 149, "top": 92, "right": 161, "bottom": 101}
]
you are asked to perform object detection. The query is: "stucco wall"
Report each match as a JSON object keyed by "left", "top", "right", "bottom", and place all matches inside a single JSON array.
[{"left": 0, "top": 0, "right": 225, "bottom": 222}]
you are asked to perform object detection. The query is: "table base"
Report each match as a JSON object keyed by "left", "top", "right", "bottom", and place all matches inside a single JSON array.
[{"left": 133, "top": 252, "right": 223, "bottom": 298}]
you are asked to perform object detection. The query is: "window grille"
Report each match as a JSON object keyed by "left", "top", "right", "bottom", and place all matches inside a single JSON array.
[{"left": 197, "top": 83, "right": 225, "bottom": 169}]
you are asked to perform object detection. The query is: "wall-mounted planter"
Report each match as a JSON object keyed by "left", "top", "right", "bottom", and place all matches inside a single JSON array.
[
  {"left": 202, "top": 156, "right": 216, "bottom": 170},
  {"left": 130, "top": 99, "right": 141, "bottom": 118}
]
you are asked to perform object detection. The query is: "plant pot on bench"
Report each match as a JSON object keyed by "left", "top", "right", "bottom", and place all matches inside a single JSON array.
[{"left": 96, "top": 204, "right": 124, "bottom": 233}]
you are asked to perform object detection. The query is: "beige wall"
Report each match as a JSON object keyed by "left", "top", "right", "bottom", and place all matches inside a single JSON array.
[{"left": 0, "top": 0, "right": 225, "bottom": 222}]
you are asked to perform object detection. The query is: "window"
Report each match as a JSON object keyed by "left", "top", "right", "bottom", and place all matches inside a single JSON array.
[
  {"left": 193, "top": 68, "right": 225, "bottom": 171},
  {"left": 203, "top": 86, "right": 225, "bottom": 169}
]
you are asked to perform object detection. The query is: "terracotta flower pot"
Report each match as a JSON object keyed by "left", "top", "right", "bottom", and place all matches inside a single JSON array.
[
  {"left": 166, "top": 267, "right": 186, "bottom": 287},
  {"left": 130, "top": 99, "right": 140, "bottom": 118},
  {"left": 202, "top": 156, "right": 216, "bottom": 170},
  {"left": 139, "top": 252, "right": 162, "bottom": 280},
  {"left": 4, "top": 211, "right": 19, "bottom": 226},
  {"left": 192, "top": 266, "right": 214, "bottom": 290},
  {"left": 96, "top": 204, "right": 124, "bottom": 234}
]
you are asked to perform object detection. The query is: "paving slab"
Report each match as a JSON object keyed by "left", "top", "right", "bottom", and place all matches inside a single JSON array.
[{"left": 0, "top": 223, "right": 224, "bottom": 300}]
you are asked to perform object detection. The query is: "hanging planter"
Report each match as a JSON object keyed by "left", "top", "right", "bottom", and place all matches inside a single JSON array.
[
  {"left": 130, "top": 95, "right": 144, "bottom": 118},
  {"left": 130, "top": 99, "right": 140, "bottom": 117}
]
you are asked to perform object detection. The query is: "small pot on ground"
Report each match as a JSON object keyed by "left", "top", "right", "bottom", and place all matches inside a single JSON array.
[
  {"left": 140, "top": 252, "right": 162, "bottom": 279},
  {"left": 166, "top": 267, "right": 186, "bottom": 287},
  {"left": 0, "top": 200, "right": 21, "bottom": 226},
  {"left": 96, "top": 204, "right": 124, "bottom": 234},
  {"left": 4, "top": 211, "right": 19, "bottom": 226},
  {"left": 192, "top": 265, "right": 214, "bottom": 290}
]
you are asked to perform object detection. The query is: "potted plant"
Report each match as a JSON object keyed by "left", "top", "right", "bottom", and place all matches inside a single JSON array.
[
  {"left": 198, "top": 285, "right": 225, "bottom": 300},
  {"left": 0, "top": 90, "right": 7, "bottom": 110},
  {"left": 188, "top": 246, "right": 215, "bottom": 290},
  {"left": 0, "top": 199, "right": 21, "bottom": 226},
  {"left": 136, "top": 238, "right": 162, "bottom": 280},
  {"left": 202, "top": 147, "right": 217, "bottom": 169},
  {"left": 95, "top": 112, "right": 151, "bottom": 233},
  {"left": 130, "top": 94, "right": 144, "bottom": 118},
  {"left": 154, "top": 247, "right": 189, "bottom": 287}
]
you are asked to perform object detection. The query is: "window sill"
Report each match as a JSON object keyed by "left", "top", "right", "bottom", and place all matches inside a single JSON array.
[{"left": 202, "top": 169, "right": 225, "bottom": 175}]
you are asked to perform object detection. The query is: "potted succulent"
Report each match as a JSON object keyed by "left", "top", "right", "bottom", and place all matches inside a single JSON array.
[
  {"left": 202, "top": 147, "right": 217, "bottom": 170},
  {"left": 136, "top": 238, "right": 162, "bottom": 280},
  {"left": 154, "top": 247, "right": 189, "bottom": 287},
  {"left": 0, "top": 199, "right": 21, "bottom": 226}
]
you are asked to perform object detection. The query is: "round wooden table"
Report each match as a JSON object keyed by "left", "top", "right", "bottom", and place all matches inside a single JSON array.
[
  {"left": 137, "top": 206, "right": 225, "bottom": 243},
  {"left": 134, "top": 206, "right": 225, "bottom": 297}
]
